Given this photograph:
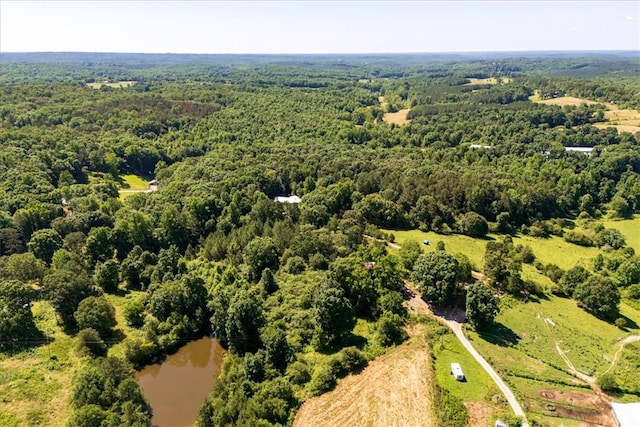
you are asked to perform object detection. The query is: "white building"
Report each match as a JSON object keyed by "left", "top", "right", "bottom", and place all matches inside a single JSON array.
[
  {"left": 611, "top": 402, "right": 640, "bottom": 427},
  {"left": 273, "top": 195, "right": 301, "bottom": 204}
]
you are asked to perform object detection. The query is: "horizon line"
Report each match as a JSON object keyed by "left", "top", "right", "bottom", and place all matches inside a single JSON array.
[{"left": 2, "top": 49, "right": 639, "bottom": 56}]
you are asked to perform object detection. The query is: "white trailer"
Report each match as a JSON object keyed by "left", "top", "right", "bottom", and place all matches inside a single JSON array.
[{"left": 450, "top": 363, "right": 465, "bottom": 381}]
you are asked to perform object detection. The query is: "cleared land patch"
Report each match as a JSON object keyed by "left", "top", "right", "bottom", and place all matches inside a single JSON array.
[
  {"left": 382, "top": 108, "right": 411, "bottom": 125},
  {"left": 464, "top": 77, "right": 499, "bottom": 85},
  {"left": 535, "top": 96, "right": 602, "bottom": 107},
  {"left": 293, "top": 327, "right": 436, "bottom": 427},
  {"left": 532, "top": 96, "right": 640, "bottom": 134},
  {"left": 379, "top": 96, "right": 411, "bottom": 126},
  {"left": 86, "top": 80, "right": 136, "bottom": 89}
]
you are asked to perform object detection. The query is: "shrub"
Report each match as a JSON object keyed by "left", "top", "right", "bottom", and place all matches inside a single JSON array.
[
  {"left": 124, "top": 295, "right": 145, "bottom": 327},
  {"left": 563, "top": 231, "right": 594, "bottom": 247},
  {"left": 520, "top": 245, "right": 536, "bottom": 264},
  {"left": 597, "top": 373, "right": 618, "bottom": 392},
  {"left": 76, "top": 328, "right": 107, "bottom": 357},
  {"left": 337, "top": 347, "right": 368, "bottom": 374},
  {"left": 308, "top": 363, "right": 337, "bottom": 396},
  {"left": 286, "top": 361, "right": 311, "bottom": 385},
  {"left": 615, "top": 318, "right": 627, "bottom": 329}
]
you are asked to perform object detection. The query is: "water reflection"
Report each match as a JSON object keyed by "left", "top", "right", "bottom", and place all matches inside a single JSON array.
[{"left": 136, "top": 337, "right": 224, "bottom": 427}]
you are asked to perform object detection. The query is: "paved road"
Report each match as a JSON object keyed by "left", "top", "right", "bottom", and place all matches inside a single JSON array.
[{"left": 406, "top": 286, "right": 529, "bottom": 427}]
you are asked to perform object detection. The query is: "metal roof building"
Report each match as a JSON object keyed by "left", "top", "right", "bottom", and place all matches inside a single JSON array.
[{"left": 611, "top": 402, "right": 640, "bottom": 427}]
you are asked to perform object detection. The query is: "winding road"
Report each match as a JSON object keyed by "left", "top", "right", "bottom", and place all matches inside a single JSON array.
[
  {"left": 406, "top": 285, "right": 530, "bottom": 427},
  {"left": 373, "top": 235, "right": 529, "bottom": 424}
]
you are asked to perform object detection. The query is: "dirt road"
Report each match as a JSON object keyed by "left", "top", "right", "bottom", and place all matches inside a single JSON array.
[{"left": 406, "top": 286, "right": 530, "bottom": 427}]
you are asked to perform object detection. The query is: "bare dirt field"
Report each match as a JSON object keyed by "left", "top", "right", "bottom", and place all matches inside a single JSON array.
[
  {"left": 525, "top": 389, "right": 613, "bottom": 426},
  {"left": 293, "top": 327, "right": 436, "bottom": 427}
]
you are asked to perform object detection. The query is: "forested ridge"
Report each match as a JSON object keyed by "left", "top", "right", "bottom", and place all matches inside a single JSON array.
[{"left": 0, "top": 52, "right": 639, "bottom": 426}]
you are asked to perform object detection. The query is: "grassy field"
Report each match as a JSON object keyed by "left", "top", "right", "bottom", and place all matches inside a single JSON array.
[
  {"left": 118, "top": 174, "right": 152, "bottom": 201},
  {"left": 464, "top": 77, "right": 499, "bottom": 85},
  {"left": 0, "top": 301, "right": 80, "bottom": 427},
  {"left": 386, "top": 229, "right": 489, "bottom": 268},
  {"left": 423, "top": 319, "right": 510, "bottom": 426},
  {"left": 86, "top": 80, "right": 136, "bottom": 89},
  {"left": 600, "top": 214, "right": 640, "bottom": 253},
  {"left": 465, "top": 294, "right": 638, "bottom": 425},
  {"left": 534, "top": 96, "right": 602, "bottom": 107},
  {"left": 121, "top": 174, "right": 149, "bottom": 190}
]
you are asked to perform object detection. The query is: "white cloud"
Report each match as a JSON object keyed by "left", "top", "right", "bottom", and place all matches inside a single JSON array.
[
  {"left": 624, "top": 15, "right": 635, "bottom": 21},
  {"left": 568, "top": 26, "right": 578, "bottom": 32}
]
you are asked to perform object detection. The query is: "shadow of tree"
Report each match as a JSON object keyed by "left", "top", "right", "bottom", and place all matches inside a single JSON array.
[
  {"left": 618, "top": 314, "right": 639, "bottom": 331},
  {"left": 476, "top": 321, "right": 520, "bottom": 347}
]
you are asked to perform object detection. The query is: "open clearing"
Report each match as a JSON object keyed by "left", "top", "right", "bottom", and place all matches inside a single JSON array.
[
  {"left": 86, "top": 80, "right": 136, "bottom": 89},
  {"left": 464, "top": 77, "right": 499, "bottom": 85},
  {"left": 535, "top": 96, "right": 603, "bottom": 107},
  {"left": 294, "top": 325, "right": 436, "bottom": 427},
  {"left": 382, "top": 109, "right": 411, "bottom": 125},
  {"left": 379, "top": 96, "right": 411, "bottom": 126},
  {"left": 118, "top": 174, "right": 156, "bottom": 200},
  {"left": 532, "top": 95, "right": 640, "bottom": 133}
]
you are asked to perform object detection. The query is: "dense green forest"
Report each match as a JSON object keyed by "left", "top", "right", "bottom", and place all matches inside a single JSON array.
[{"left": 0, "top": 52, "right": 639, "bottom": 426}]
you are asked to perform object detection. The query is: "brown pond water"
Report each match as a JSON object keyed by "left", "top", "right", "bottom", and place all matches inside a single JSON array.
[{"left": 136, "top": 337, "right": 225, "bottom": 427}]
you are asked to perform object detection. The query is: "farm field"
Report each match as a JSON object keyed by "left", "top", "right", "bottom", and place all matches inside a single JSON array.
[
  {"left": 294, "top": 325, "right": 436, "bottom": 427},
  {"left": 532, "top": 95, "right": 640, "bottom": 134}
]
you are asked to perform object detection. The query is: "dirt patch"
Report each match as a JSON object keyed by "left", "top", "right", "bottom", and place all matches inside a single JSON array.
[
  {"left": 465, "top": 400, "right": 494, "bottom": 426},
  {"left": 528, "top": 389, "right": 613, "bottom": 426},
  {"left": 294, "top": 332, "right": 435, "bottom": 427},
  {"left": 383, "top": 109, "right": 410, "bottom": 126}
]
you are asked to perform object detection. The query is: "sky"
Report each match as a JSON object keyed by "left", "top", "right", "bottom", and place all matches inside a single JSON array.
[{"left": 1, "top": 1, "right": 638, "bottom": 54}]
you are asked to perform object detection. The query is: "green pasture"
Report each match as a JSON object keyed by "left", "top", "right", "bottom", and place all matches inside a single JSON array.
[
  {"left": 426, "top": 321, "right": 504, "bottom": 402},
  {"left": 120, "top": 174, "right": 148, "bottom": 190},
  {"left": 600, "top": 215, "right": 640, "bottom": 253},
  {"left": 0, "top": 301, "right": 79, "bottom": 427}
]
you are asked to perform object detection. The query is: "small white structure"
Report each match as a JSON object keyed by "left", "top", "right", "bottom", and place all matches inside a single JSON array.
[
  {"left": 494, "top": 421, "right": 508, "bottom": 427},
  {"left": 273, "top": 195, "right": 301, "bottom": 204},
  {"left": 565, "top": 146, "right": 594, "bottom": 156},
  {"left": 450, "top": 363, "right": 465, "bottom": 381},
  {"left": 470, "top": 144, "right": 492, "bottom": 149},
  {"left": 611, "top": 402, "right": 640, "bottom": 427}
]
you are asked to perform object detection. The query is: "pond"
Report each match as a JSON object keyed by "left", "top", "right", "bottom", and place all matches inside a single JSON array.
[{"left": 136, "top": 337, "right": 225, "bottom": 427}]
